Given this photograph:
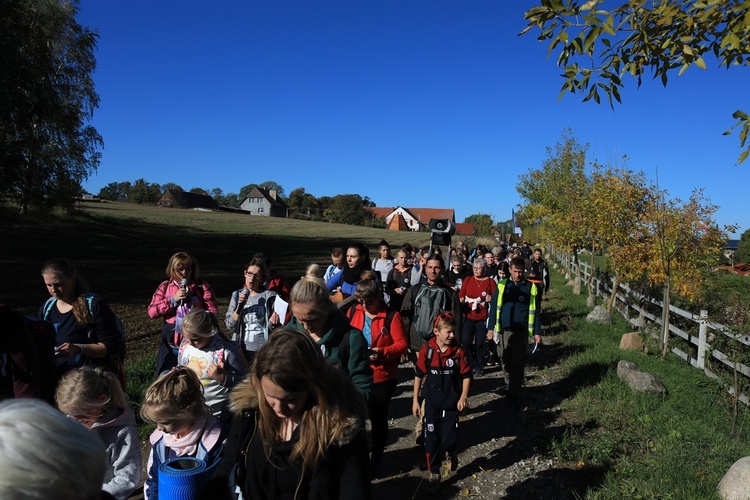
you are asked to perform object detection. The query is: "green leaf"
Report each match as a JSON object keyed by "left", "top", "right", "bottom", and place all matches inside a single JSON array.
[
  {"left": 738, "top": 149, "right": 748, "bottom": 165},
  {"left": 580, "top": 0, "right": 598, "bottom": 11},
  {"left": 732, "top": 110, "right": 749, "bottom": 120},
  {"left": 695, "top": 57, "right": 706, "bottom": 70}
]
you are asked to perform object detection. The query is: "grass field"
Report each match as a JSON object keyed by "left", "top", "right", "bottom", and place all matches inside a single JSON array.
[{"left": 2, "top": 201, "right": 442, "bottom": 359}]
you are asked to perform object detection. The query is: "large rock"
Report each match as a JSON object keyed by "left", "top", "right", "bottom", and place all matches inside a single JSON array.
[
  {"left": 619, "top": 333, "right": 643, "bottom": 351},
  {"left": 718, "top": 456, "right": 750, "bottom": 499},
  {"left": 586, "top": 306, "right": 611, "bottom": 324},
  {"left": 616, "top": 360, "right": 667, "bottom": 395},
  {"left": 553, "top": 262, "right": 559, "bottom": 270}
]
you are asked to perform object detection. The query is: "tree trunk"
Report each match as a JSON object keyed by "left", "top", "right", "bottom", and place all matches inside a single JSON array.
[
  {"left": 661, "top": 278, "right": 671, "bottom": 357},
  {"left": 605, "top": 275, "right": 621, "bottom": 312},
  {"left": 586, "top": 240, "right": 595, "bottom": 293}
]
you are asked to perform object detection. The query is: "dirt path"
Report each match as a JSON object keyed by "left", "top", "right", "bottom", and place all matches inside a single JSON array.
[
  {"left": 133, "top": 298, "right": 594, "bottom": 499},
  {"left": 370, "top": 342, "right": 590, "bottom": 499}
]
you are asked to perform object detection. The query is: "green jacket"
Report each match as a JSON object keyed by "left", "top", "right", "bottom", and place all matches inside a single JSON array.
[{"left": 288, "top": 309, "right": 373, "bottom": 400}]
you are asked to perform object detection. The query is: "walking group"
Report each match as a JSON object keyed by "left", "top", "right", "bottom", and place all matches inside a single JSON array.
[{"left": 0, "top": 239, "right": 550, "bottom": 499}]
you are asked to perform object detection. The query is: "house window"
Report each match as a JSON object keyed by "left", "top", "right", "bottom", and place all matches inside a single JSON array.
[{"left": 258, "top": 207, "right": 264, "bottom": 213}]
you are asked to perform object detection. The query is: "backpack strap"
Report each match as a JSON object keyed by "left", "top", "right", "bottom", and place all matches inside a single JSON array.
[{"left": 41, "top": 298, "right": 55, "bottom": 320}]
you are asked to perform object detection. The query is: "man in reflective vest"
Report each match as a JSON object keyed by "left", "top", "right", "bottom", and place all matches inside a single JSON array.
[{"left": 487, "top": 256, "right": 542, "bottom": 405}]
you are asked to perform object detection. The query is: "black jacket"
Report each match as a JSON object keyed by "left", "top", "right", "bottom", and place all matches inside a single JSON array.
[{"left": 207, "top": 407, "right": 371, "bottom": 500}]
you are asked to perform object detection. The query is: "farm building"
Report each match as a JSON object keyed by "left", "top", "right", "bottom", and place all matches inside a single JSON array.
[
  {"left": 157, "top": 190, "right": 219, "bottom": 210},
  {"left": 239, "top": 187, "right": 289, "bottom": 217},
  {"left": 366, "top": 206, "right": 456, "bottom": 232}
]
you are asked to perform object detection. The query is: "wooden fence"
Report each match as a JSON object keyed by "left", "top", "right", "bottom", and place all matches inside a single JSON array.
[{"left": 551, "top": 250, "right": 750, "bottom": 404}]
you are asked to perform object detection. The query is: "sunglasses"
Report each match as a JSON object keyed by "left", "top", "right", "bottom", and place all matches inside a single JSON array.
[{"left": 433, "top": 311, "right": 455, "bottom": 329}]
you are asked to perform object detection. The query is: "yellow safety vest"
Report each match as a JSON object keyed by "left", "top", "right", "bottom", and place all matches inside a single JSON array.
[{"left": 494, "top": 278, "right": 537, "bottom": 337}]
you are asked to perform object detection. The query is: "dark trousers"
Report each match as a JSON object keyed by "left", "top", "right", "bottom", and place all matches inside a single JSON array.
[
  {"left": 461, "top": 317, "right": 487, "bottom": 374},
  {"left": 423, "top": 403, "right": 459, "bottom": 473},
  {"left": 155, "top": 323, "right": 179, "bottom": 376},
  {"left": 369, "top": 378, "right": 398, "bottom": 464},
  {"left": 498, "top": 328, "right": 528, "bottom": 397}
]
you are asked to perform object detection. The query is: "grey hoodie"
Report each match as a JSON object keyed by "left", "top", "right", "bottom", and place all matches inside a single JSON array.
[{"left": 91, "top": 407, "right": 142, "bottom": 500}]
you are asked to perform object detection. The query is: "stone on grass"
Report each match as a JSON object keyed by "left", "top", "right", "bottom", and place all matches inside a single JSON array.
[
  {"left": 586, "top": 306, "right": 611, "bottom": 324},
  {"left": 616, "top": 360, "right": 667, "bottom": 395},
  {"left": 553, "top": 263, "right": 559, "bottom": 270},
  {"left": 619, "top": 333, "right": 643, "bottom": 351},
  {"left": 572, "top": 277, "right": 581, "bottom": 295},
  {"left": 718, "top": 456, "right": 750, "bottom": 500}
]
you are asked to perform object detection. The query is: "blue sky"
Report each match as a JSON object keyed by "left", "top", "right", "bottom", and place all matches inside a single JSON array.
[{"left": 77, "top": 0, "right": 747, "bottom": 235}]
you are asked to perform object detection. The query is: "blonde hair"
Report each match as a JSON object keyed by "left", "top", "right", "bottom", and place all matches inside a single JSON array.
[
  {"left": 305, "top": 263, "right": 321, "bottom": 278},
  {"left": 230, "top": 329, "right": 366, "bottom": 471},
  {"left": 56, "top": 366, "right": 126, "bottom": 419},
  {"left": 290, "top": 276, "right": 336, "bottom": 316},
  {"left": 433, "top": 311, "right": 456, "bottom": 333},
  {"left": 181, "top": 308, "right": 219, "bottom": 339},
  {"left": 140, "top": 367, "right": 208, "bottom": 427},
  {"left": 165, "top": 252, "right": 202, "bottom": 283}
]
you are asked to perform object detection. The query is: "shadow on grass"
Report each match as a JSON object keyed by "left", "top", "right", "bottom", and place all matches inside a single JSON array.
[{"left": 504, "top": 464, "right": 608, "bottom": 499}]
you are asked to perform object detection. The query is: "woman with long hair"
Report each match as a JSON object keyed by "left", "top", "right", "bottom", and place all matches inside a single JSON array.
[
  {"left": 39, "top": 258, "right": 121, "bottom": 380},
  {"left": 325, "top": 242, "right": 372, "bottom": 297},
  {"left": 213, "top": 328, "right": 371, "bottom": 499},
  {"left": 288, "top": 277, "right": 372, "bottom": 400},
  {"left": 148, "top": 252, "right": 218, "bottom": 375}
]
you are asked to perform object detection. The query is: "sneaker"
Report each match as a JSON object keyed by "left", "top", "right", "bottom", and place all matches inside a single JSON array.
[{"left": 425, "top": 473, "right": 441, "bottom": 494}]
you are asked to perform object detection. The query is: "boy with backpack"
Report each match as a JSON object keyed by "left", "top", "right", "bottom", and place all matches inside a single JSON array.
[
  {"left": 412, "top": 311, "right": 472, "bottom": 494},
  {"left": 400, "top": 253, "right": 461, "bottom": 446}
]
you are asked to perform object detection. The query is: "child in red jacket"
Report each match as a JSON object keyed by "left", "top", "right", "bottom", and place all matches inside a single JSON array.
[{"left": 412, "top": 311, "right": 472, "bottom": 493}]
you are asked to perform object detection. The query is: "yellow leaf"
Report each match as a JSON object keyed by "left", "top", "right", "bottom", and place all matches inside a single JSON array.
[
  {"left": 695, "top": 57, "right": 706, "bottom": 70},
  {"left": 576, "top": 461, "right": 585, "bottom": 469}
]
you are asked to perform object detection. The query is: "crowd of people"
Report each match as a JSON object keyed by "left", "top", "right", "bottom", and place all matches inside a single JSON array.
[{"left": 0, "top": 240, "right": 550, "bottom": 499}]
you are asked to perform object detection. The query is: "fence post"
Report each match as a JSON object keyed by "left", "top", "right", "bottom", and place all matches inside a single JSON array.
[{"left": 697, "top": 309, "right": 708, "bottom": 370}]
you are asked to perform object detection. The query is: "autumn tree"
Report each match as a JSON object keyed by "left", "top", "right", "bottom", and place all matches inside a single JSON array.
[
  {"left": 586, "top": 165, "right": 650, "bottom": 310},
  {"left": 638, "top": 188, "right": 728, "bottom": 356},
  {"left": 522, "top": 0, "right": 750, "bottom": 164},
  {"left": 517, "top": 129, "right": 590, "bottom": 282},
  {"left": 1, "top": 0, "right": 102, "bottom": 212}
]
